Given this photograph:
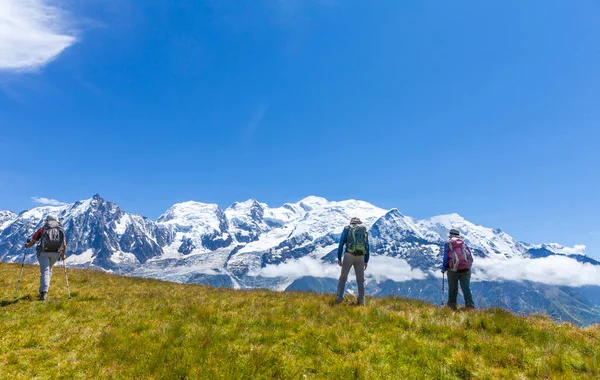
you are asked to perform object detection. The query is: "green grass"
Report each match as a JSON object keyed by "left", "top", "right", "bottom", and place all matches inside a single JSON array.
[{"left": 1, "top": 263, "right": 599, "bottom": 379}]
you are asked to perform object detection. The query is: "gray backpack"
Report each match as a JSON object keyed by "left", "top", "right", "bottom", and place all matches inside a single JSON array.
[{"left": 39, "top": 221, "right": 65, "bottom": 253}]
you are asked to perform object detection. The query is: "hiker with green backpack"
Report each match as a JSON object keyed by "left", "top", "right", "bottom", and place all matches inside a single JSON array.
[
  {"left": 24, "top": 215, "right": 67, "bottom": 301},
  {"left": 336, "top": 217, "right": 369, "bottom": 305}
]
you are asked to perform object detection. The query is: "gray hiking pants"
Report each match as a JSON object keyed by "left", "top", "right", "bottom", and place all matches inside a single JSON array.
[
  {"left": 38, "top": 251, "right": 60, "bottom": 293},
  {"left": 336, "top": 252, "right": 365, "bottom": 303},
  {"left": 447, "top": 269, "right": 474, "bottom": 308}
]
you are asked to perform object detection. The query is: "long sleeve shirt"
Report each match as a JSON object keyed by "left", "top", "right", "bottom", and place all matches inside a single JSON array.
[
  {"left": 441, "top": 241, "right": 473, "bottom": 271},
  {"left": 337, "top": 225, "right": 370, "bottom": 263}
]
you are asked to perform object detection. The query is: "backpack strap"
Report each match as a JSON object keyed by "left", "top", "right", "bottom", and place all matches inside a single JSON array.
[
  {"left": 464, "top": 244, "right": 473, "bottom": 264},
  {"left": 347, "top": 225, "right": 355, "bottom": 253}
]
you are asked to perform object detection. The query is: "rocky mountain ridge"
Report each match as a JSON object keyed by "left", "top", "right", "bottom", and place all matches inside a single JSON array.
[{"left": 1, "top": 194, "right": 598, "bottom": 325}]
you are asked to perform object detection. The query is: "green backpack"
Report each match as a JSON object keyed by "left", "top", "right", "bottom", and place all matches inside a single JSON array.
[{"left": 346, "top": 225, "right": 368, "bottom": 255}]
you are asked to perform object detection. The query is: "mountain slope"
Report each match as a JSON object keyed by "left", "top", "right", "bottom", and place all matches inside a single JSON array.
[
  {"left": 0, "top": 195, "right": 170, "bottom": 271},
  {"left": 1, "top": 194, "right": 598, "bottom": 325},
  {"left": 0, "top": 210, "right": 16, "bottom": 229},
  {"left": 419, "top": 213, "right": 529, "bottom": 258},
  {"left": 1, "top": 262, "right": 599, "bottom": 379}
]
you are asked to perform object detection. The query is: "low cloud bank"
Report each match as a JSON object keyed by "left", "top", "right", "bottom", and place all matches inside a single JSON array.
[
  {"left": 258, "top": 253, "right": 600, "bottom": 288},
  {"left": 473, "top": 255, "right": 600, "bottom": 287},
  {"left": 257, "top": 255, "right": 427, "bottom": 282}
]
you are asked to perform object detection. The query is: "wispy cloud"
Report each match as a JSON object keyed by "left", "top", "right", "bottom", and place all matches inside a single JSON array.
[
  {"left": 31, "top": 196, "right": 67, "bottom": 206},
  {"left": 0, "top": 0, "right": 77, "bottom": 72},
  {"left": 244, "top": 101, "right": 270, "bottom": 138}
]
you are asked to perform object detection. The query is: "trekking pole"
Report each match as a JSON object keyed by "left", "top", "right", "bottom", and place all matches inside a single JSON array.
[
  {"left": 441, "top": 272, "right": 445, "bottom": 306},
  {"left": 15, "top": 247, "right": 28, "bottom": 299},
  {"left": 62, "top": 255, "right": 71, "bottom": 299}
]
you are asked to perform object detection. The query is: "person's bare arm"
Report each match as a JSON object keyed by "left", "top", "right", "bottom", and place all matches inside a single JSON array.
[{"left": 25, "top": 229, "right": 42, "bottom": 248}]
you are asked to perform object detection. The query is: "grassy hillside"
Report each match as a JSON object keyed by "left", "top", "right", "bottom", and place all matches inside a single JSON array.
[{"left": 1, "top": 263, "right": 599, "bottom": 379}]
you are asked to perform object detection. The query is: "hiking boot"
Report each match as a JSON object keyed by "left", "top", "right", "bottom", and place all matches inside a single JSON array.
[
  {"left": 334, "top": 298, "right": 343, "bottom": 304},
  {"left": 39, "top": 292, "right": 47, "bottom": 301},
  {"left": 357, "top": 299, "right": 365, "bottom": 306},
  {"left": 464, "top": 305, "right": 475, "bottom": 311}
]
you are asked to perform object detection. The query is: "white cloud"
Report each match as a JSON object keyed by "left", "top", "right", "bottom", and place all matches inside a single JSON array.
[
  {"left": 258, "top": 253, "right": 600, "bottom": 288},
  {"left": 256, "top": 255, "right": 427, "bottom": 282},
  {"left": 31, "top": 196, "right": 67, "bottom": 206},
  {"left": 367, "top": 256, "right": 428, "bottom": 282},
  {"left": 0, "top": 0, "right": 77, "bottom": 71},
  {"left": 563, "top": 245, "right": 587, "bottom": 255},
  {"left": 542, "top": 243, "right": 587, "bottom": 255},
  {"left": 258, "top": 256, "right": 339, "bottom": 279},
  {"left": 472, "top": 255, "right": 600, "bottom": 287}
]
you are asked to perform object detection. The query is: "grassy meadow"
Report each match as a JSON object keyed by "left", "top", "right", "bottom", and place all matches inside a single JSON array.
[{"left": 0, "top": 262, "right": 599, "bottom": 379}]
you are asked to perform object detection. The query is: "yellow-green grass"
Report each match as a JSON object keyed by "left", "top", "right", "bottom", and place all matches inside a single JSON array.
[{"left": 1, "top": 263, "right": 599, "bottom": 379}]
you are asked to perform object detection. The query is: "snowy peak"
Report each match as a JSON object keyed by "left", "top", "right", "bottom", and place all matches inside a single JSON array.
[
  {"left": 226, "top": 199, "right": 264, "bottom": 220},
  {"left": 0, "top": 211, "right": 17, "bottom": 229},
  {"left": 296, "top": 196, "right": 329, "bottom": 211},
  {"left": 225, "top": 199, "right": 270, "bottom": 243},
  {"left": 371, "top": 209, "right": 433, "bottom": 241},
  {"left": 0, "top": 210, "right": 16, "bottom": 220},
  {"left": 0, "top": 194, "right": 168, "bottom": 268},
  {"left": 158, "top": 202, "right": 225, "bottom": 228},
  {"left": 1, "top": 194, "right": 595, "bottom": 278},
  {"left": 225, "top": 198, "right": 388, "bottom": 276},
  {"left": 421, "top": 213, "right": 467, "bottom": 231},
  {"left": 17, "top": 204, "right": 69, "bottom": 223},
  {"left": 419, "top": 214, "right": 527, "bottom": 258},
  {"left": 157, "top": 201, "right": 230, "bottom": 255},
  {"left": 368, "top": 209, "right": 443, "bottom": 269},
  {"left": 259, "top": 196, "right": 329, "bottom": 226},
  {"left": 3, "top": 194, "right": 598, "bottom": 325},
  {"left": 288, "top": 199, "right": 387, "bottom": 240},
  {"left": 67, "top": 194, "right": 122, "bottom": 218}
]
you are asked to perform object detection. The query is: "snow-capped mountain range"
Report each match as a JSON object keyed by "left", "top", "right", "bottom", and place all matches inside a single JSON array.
[{"left": 1, "top": 194, "right": 599, "bottom": 325}]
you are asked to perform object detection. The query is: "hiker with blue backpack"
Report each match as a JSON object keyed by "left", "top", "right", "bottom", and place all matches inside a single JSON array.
[
  {"left": 24, "top": 215, "right": 67, "bottom": 301},
  {"left": 336, "top": 217, "right": 369, "bottom": 305},
  {"left": 441, "top": 228, "right": 475, "bottom": 310}
]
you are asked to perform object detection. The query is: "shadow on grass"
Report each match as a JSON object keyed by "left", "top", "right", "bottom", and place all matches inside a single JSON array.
[
  {"left": 76, "top": 294, "right": 104, "bottom": 302},
  {"left": 328, "top": 296, "right": 365, "bottom": 307},
  {"left": 1, "top": 295, "right": 34, "bottom": 307}
]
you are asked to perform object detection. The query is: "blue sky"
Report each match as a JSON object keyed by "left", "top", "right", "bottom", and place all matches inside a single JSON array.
[{"left": 1, "top": 0, "right": 599, "bottom": 257}]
